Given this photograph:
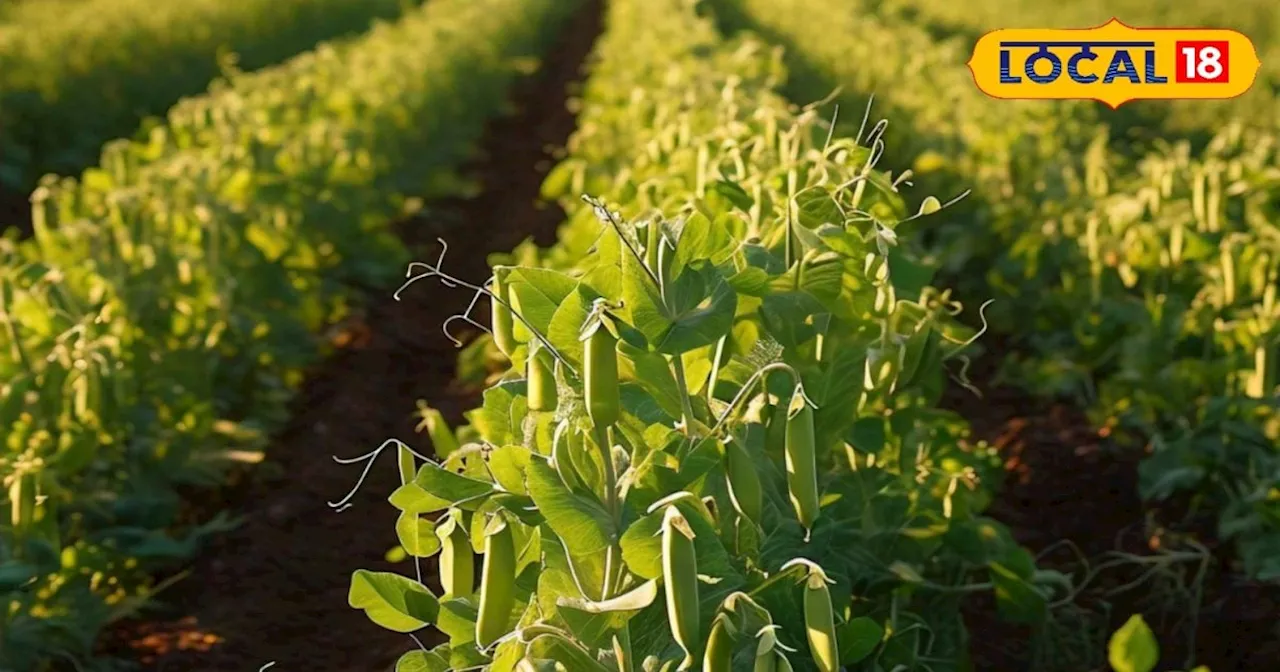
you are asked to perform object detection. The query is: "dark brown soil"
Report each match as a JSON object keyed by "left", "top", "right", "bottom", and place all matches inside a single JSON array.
[
  {"left": 94, "top": 3, "right": 602, "bottom": 670},
  {"left": 947, "top": 343, "right": 1280, "bottom": 672},
  {"left": 1, "top": 186, "right": 33, "bottom": 237}
]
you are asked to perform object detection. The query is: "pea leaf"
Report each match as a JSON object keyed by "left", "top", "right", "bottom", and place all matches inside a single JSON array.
[
  {"left": 396, "top": 512, "right": 441, "bottom": 558},
  {"left": 546, "top": 285, "right": 597, "bottom": 368},
  {"left": 348, "top": 570, "right": 439, "bottom": 633},
  {"left": 658, "top": 265, "right": 737, "bottom": 355},
  {"left": 527, "top": 459, "right": 614, "bottom": 555},
  {"left": 838, "top": 616, "right": 885, "bottom": 664},
  {"left": 1108, "top": 615, "right": 1160, "bottom": 672},
  {"left": 413, "top": 462, "right": 494, "bottom": 504},
  {"left": 507, "top": 267, "right": 581, "bottom": 337},
  {"left": 395, "top": 649, "right": 449, "bottom": 672}
]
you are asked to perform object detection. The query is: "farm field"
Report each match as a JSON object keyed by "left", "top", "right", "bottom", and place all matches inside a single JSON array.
[{"left": 0, "top": 0, "right": 1276, "bottom": 671}]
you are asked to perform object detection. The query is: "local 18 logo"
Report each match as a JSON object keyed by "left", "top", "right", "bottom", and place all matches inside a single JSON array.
[{"left": 967, "top": 19, "right": 1261, "bottom": 107}]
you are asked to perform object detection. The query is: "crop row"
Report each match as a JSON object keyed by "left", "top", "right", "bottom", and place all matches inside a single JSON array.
[
  {"left": 0, "top": 0, "right": 418, "bottom": 192},
  {"left": 347, "top": 0, "right": 1071, "bottom": 671},
  {"left": 713, "top": 0, "right": 1280, "bottom": 583},
  {"left": 0, "top": 0, "right": 581, "bottom": 667}
]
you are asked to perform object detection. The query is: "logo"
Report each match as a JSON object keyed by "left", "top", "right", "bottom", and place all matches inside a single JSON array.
[{"left": 967, "top": 19, "right": 1260, "bottom": 108}]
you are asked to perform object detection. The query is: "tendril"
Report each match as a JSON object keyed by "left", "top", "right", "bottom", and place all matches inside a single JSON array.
[{"left": 327, "top": 438, "right": 434, "bottom": 512}]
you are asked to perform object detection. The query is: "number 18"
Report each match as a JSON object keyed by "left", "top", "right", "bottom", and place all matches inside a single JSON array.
[{"left": 1176, "top": 41, "right": 1229, "bottom": 83}]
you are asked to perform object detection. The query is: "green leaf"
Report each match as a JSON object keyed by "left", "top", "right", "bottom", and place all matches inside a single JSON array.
[
  {"left": 413, "top": 462, "right": 494, "bottom": 504},
  {"left": 395, "top": 649, "right": 450, "bottom": 672},
  {"left": 659, "top": 266, "right": 738, "bottom": 354},
  {"left": 488, "top": 445, "right": 532, "bottom": 496},
  {"left": 988, "top": 561, "right": 1047, "bottom": 625},
  {"left": 1108, "top": 615, "right": 1160, "bottom": 672},
  {"left": 619, "top": 341, "right": 684, "bottom": 419},
  {"left": 508, "top": 267, "right": 581, "bottom": 339},
  {"left": 527, "top": 459, "right": 614, "bottom": 556},
  {"left": 795, "top": 186, "right": 844, "bottom": 229},
  {"left": 546, "top": 285, "right": 597, "bottom": 368},
  {"left": 436, "top": 597, "right": 479, "bottom": 645},
  {"left": 672, "top": 212, "right": 731, "bottom": 280},
  {"left": 348, "top": 570, "right": 439, "bottom": 633},
  {"left": 711, "top": 180, "right": 754, "bottom": 212},
  {"left": 837, "top": 616, "right": 885, "bottom": 664},
  {"left": 621, "top": 237, "right": 670, "bottom": 346},
  {"left": 396, "top": 513, "right": 442, "bottom": 558},
  {"left": 388, "top": 482, "right": 453, "bottom": 514}
]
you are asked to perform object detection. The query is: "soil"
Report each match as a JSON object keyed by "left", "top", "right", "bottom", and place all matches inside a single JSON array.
[
  {"left": 93, "top": 2, "right": 603, "bottom": 670},
  {"left": 1, "top": 186, "right": 33, "bottom": 237},
  {"left": 946, "top": 342, "right": 1280, "bottom": 672}
]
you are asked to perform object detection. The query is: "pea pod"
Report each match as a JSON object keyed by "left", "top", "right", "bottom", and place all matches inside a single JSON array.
[
  {"left": 724, "top": 438, "right": 762, "bottom": 525},
  {"left": 703, "top": 613, "right": 735, "bottom": 672},
  {"left": 781, "top": 559, "right": 839, "bottom": 672},
  {"left": 476, "top": 513, "right": 517, "bottom": 647},
  {"left": 436, "top": 509, "right": 474, "bottom": 598},
  {"left": 527, "top": 340, "right": 558, "bottom": 412},
  {"left": 784, "top": 386, "right": 820, "bottom": 537},
  {"left": 581, "top": 313, "right": 620, "bottom": 429},
  {"left": 9, "top": 472, "right": 35, "bottom": 530},
  {"left": 491, "top": 267, "right": 517, "bottom": 358},
  {"left": 661, "top": 505, "right": 700, "bottom": 670},
  {"left": 752, "top": 625, "right": 797, "bottom": 672}
]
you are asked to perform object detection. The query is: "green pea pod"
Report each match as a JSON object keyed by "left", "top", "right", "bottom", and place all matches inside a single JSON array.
[
  {"left": 784, "top": 387, "right": 820, "bottom": 537},
  {"left": 582, "top": 315, "right": 620, "bottom": 429},
  {"left": 780, "top": 559, "right": 838, "bottom": 672},
  {"left": 803, "top": 572, "right": 839, "bottom": 672},
  {"left": 661, "top": 506, "right": 700, "bottom": 670},
  {"left": 703, "top": 613, "right": 735, "bottom": 672},
  {"left": 753, "top": 625, "right": 793, "bottom": 672},
  {"left": 491, "top": 267, "right": 517, "bottom": 358},
  {"left": 436, "top": 509, "right": 474, "bottom": 598},
  {"left": 527, "top": 340, "right": 558, "bottom": 412},
  {"left": 724, "top": 438, "right": 762, "bottom": 525},
  {"left": 9, "top": 473, "right": 35, "bottom": 530},
  {"left": 476, "top": 513, "right": 517, "bottom": 647}
]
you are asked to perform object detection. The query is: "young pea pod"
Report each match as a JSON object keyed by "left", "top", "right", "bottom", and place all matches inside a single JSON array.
[
  {"left": 581, "top": 312, "right": 620, "bottom": 429},
  {"left": 752, "top": 625, "right": 796, "bottom": 672},
  {"left": 527, "top": 340, "right": 558, "bottom": 412},
  {"left": 781, "top": 559, "right": 839, "bottom": 672},
  {"left": 475, "top": 514, "right": 516, "bottom": 647},
  {"left": 783, "top": 386, "right": 820, "bottom": 538},
  {"left": 490, "top": 267, "right": 517, "bottom": 358},
  {"left": 436, "top": 509, "right": 474, "bottom": 598},
  {"left": 9, "top": 472, "right": 35, "bottom": 530},
  {"left": 661, "top": 505, "right": 700, "bottom": 670},
  {"left": 703, "top": 613, "right": 735, "bottom": 672},
  {"left": 724, "top": 438, "right": 762, "bottom": 525}
]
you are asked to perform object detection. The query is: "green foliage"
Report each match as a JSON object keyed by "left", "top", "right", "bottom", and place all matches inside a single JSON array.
[
  {"left": 715, "top": 0, "right": 1280, "bottom": 582},
  {"left": 352, "top": 0, "right": 1052, "bottom": 670},
  {"left": 0, "top": 0, "right": 582, "bottom": 667},
  {"left": 0, "top": 0, "right": 423, "bottom": 191}
]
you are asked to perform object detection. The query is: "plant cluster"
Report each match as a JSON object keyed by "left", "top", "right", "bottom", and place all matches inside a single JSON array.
[
  {"left": 0, "top": 0, "right": 581, "bottom": 666},
  {"left": 0, "top": 0, "right": 424, "bottom": 192},
  {"left": 712, "top": 0, "right": 1280, "bottom": 583},
  {"left": 347, "top": 1, "right": 1058, "bottom": 670}
]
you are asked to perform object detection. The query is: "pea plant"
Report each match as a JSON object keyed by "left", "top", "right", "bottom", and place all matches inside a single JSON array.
[{"left": 340, "top": 178, "right": 1055, "bottom": 671}]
